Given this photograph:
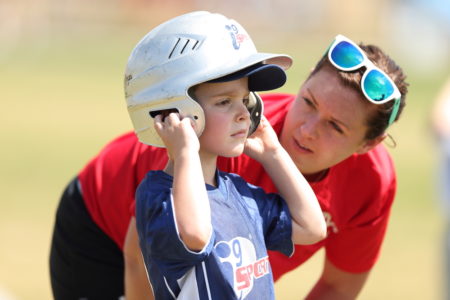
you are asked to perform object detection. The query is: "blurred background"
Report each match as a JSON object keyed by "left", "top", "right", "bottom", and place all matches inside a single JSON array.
[{"left": 1, "top": 0, "right": 449, "bottom": 299}]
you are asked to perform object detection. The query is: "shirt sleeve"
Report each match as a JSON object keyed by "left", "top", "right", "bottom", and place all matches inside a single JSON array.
[
  {"left": 262, "top": 194, "right": 294, "bottom": 257},
  {"left": 325, "top": 179, "right": 395, "bottom": 273},
  {"left": 135, "top": 174, "right": 215, "bottom": 276},
  {"left": 240, "top": 178, "right": 294, "bottom": 257}
]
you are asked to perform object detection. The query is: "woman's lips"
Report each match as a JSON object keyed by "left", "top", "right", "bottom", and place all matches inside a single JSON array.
[{"left": 293, "top": 138, "right": 313, "bottom": 153}]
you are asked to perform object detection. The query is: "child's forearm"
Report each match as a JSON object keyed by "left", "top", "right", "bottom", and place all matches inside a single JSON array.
[
  {"left": 261, "top": 148, "right": 326, "bottom": 245},
  {"left": 172, "top": 149, "right": 212, "bottom": 251}
]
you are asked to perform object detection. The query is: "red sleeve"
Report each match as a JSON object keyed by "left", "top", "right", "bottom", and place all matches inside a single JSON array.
[
  {"left": 129, "top": 200, "right": 136, "bottom": 217},
  {"left": 78, "top": 131, "right": 169, "bottom": 249}
]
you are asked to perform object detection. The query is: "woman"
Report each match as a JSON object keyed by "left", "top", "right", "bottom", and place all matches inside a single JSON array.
[{"left": 50, "top": 33, "right": 408, "bottom": 299}]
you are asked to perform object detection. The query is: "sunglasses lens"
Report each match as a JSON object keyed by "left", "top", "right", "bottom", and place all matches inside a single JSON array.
[
  {"left": 363, "top": 69, "right": 395, "bottom": 102},
  {"left": 330, "top": 41, "right": 364, "bottom": 69}
]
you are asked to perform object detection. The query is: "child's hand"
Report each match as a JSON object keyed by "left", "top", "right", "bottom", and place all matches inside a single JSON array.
[
  {"left": 244, "top": 116, "right": 282, "bottom": 162},
  {"left": 154, "top": 113, "right": 199, "bottom": 160}
]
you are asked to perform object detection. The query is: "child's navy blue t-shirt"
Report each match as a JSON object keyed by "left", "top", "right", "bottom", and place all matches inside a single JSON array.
[{"left": 135, "top": 170, "right": 293, "bottom": 300}]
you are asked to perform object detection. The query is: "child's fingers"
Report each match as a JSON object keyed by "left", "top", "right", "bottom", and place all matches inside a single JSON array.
[
  {"left": 154, "top": 114, "right": 162, "bottom": 123},
  {"left": 180, "top": 116, "right": 196, "bottom": 128},
  {"left": 251, "top": 115, "right": 267, "bottom": 135},
  {"left": 154, "top": 114, "right": 164, "bottom": 132},
  {"left": 259, "top": 115, "right": 269, "bottom": 128},
  {"left": 165, "top": 112, "right": 180, "bottom": 125}
]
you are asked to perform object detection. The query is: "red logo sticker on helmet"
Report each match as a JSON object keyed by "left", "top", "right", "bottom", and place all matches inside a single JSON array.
[{"left": 226, "top": 24, "right": 249, "bottom": 50}]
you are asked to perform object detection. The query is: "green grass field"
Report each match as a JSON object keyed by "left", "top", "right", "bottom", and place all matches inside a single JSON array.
[{"left": 0, "top": 30, "right": 447, "bottom": 299}]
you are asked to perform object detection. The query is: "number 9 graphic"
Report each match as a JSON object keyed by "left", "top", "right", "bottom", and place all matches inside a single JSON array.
[{"left": 232, "top": 239, "right": 242, "bottom": 267}]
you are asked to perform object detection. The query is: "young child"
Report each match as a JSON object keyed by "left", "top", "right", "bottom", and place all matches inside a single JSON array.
[{"left": 127, "top": 11, "right": 326, "bottom": 299}]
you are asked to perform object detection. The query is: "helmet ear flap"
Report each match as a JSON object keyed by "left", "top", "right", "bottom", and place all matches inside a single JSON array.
[{"left": 248, "top": 92, "right": 264, "bottom": 135}]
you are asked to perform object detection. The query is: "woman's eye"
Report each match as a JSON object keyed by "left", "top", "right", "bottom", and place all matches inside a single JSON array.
[
  {"left": 329, "top": 121, "right": 343, "bottom": 134},
  {"left": 303, "top": 97, "right": 314, "bottom": 107}
]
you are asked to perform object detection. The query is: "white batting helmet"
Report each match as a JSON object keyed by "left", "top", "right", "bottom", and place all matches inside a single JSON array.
[{"left": 124, "top": 11, "right": 292, "bottom": 147}]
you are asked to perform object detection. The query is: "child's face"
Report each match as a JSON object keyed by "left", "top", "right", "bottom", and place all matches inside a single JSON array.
[{"left": 194, "top": 77, "right": 251, "bottom": 158}]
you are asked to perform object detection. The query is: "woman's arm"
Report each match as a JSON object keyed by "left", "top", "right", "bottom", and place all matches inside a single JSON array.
[
  {"left": 306, "top": 258, "right": 370, "bottom": 300},
  {"left": 245, "top": 117, "right": 326, "bottom": 244},
  {"left": 123, "top": 218, "right": 154, "bottom": 300}
]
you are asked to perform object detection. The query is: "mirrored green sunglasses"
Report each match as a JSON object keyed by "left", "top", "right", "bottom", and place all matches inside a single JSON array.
[{"left": 328, "top": 34, "right": 401, "bottom": 126}]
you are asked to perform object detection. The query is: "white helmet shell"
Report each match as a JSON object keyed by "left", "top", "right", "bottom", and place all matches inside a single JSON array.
[{"left": 125, "top": 11, "right": 292, "bottom": 147}]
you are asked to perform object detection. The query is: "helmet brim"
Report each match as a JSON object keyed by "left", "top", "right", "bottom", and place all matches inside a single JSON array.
[{"left": 207, "top": 63, "right": 287, "bottom": 91}]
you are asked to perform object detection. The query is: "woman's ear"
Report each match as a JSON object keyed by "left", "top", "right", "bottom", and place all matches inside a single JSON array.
[{"left": 356, "top": 133, "right": 387, "bottom": 154}]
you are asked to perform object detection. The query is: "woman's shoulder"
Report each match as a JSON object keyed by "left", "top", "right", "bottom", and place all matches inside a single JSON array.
[
  {"left": 324, "top": 145, "right": 396, "bottom": 219},
  {"left": 335, "top": 144, "right": 396, "bottom": 190},
  {"left": 344, "top": 144, "right": 394, "bottom": 171},
  {"left": 359, "top": 144, "right": 395, "bottom": 175},
  {"left": 260, "top": 92, "right": 295, "bottom": 102},
  {"left": 260, "top": 93, "right": 295, "bottom": 115}
]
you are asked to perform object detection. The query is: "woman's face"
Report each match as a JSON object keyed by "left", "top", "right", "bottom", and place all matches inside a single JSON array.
[{"left": 280, "top": 66, "right": 381, "bottom": 175}]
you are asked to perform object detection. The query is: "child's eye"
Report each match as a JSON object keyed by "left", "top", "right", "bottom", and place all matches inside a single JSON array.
[
  {"left": 217, "top": 99, "right": 231, "bottom": 106},
  {"left": 243, "top": 97, "right": 250, "bottom": 107}
]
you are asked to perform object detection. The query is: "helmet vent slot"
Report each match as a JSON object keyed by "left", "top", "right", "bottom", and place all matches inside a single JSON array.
[
  {"left": 180, "top": 39, "right": 190, "bottom": 54},
  {"left": 149, "top": 108, "right": 179, "bottom": 119},
  {"left": 191, "top": 40, "right": 199, "bottom": 50},
  {"left": 168, "top": 38, "right": 181, "bottom": 59},
  {"left": 168, "top": 38, "right": 200, "bottom": 59}
]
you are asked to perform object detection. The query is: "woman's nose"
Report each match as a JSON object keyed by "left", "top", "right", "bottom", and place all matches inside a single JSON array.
[{"left": 301, "top": 116, "right": 319, "bottom": 139}]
